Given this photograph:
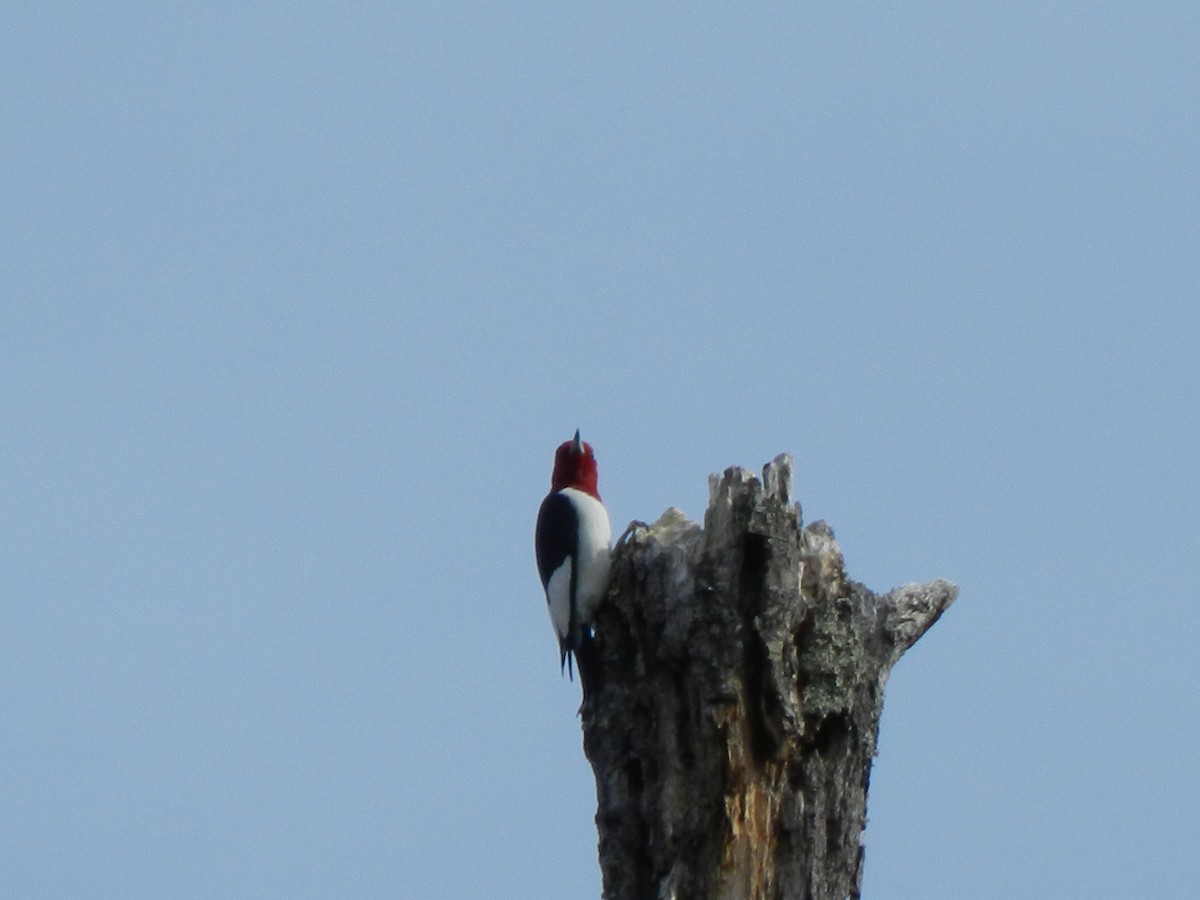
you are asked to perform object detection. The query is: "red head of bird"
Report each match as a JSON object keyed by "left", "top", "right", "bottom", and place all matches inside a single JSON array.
[{"left": 550, "top": 429, "right": 601, "bottom": 499}]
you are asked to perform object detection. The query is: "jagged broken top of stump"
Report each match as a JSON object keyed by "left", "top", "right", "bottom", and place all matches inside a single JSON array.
[{"left": 598, "top": 453, "right": 957, "bottom": 687}]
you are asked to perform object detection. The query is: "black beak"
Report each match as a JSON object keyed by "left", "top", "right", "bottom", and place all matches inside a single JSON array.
[{"left": 572, "top": 429, "right": 583, "bottom": 453}]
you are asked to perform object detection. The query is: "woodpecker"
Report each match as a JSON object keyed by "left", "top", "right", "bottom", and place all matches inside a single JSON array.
[{"left": 535, "top": 429, "right": 612, "bottom": 680}]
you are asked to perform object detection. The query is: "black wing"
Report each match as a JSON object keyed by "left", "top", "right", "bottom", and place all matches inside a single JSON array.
[{"left": 535, "top": 491, "right": 578, "bottom": 589}]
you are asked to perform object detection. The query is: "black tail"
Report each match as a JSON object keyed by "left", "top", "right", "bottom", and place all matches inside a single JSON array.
[
  {"left": 559, "top": 640, "right": 576, "bottom": 681},
  {"left": 565, "top": 629, "right": 599, "bottom": 701}
]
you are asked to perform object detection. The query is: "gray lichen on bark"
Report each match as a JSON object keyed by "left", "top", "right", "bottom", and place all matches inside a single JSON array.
[{"left": 580, "top": 454, "right": 957, "bottom": 900}]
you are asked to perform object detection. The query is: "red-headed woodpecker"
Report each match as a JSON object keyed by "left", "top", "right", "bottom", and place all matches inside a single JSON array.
[{"left": 535, "top": 429, "right": 612, "bottom": 680}]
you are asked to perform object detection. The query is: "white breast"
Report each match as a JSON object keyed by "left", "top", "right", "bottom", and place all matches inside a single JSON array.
[{"left": 562, "top": 487, "right": 612, "bottom": 626}]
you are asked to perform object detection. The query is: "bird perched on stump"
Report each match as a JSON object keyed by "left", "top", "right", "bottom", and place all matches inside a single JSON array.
[{"left": 535, "top": 430, "right": 612, "bottom": 686}]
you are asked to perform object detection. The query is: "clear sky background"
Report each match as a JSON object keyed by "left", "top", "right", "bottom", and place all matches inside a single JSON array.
[{"left": 3, "top": 4, "right": 1197, "bottom": 898}]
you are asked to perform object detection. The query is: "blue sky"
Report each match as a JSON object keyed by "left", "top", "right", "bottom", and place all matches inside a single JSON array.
[{"left": 3, "top": 4, "right": 1197, "bottom": 898}]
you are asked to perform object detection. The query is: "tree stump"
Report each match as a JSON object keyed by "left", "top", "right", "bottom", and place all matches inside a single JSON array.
[{"left": 580, "top": 454, "right": 957, "bottom": 900}]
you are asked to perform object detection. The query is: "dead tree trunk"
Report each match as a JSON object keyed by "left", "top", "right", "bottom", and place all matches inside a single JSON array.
[{"left": 580, "top": 455, "right": 957, "bottom": 900}]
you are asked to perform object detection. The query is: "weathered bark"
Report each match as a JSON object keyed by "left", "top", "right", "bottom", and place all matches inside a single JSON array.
[{"left": 580, "top": 454, "right": 957, "bottom": 900}]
